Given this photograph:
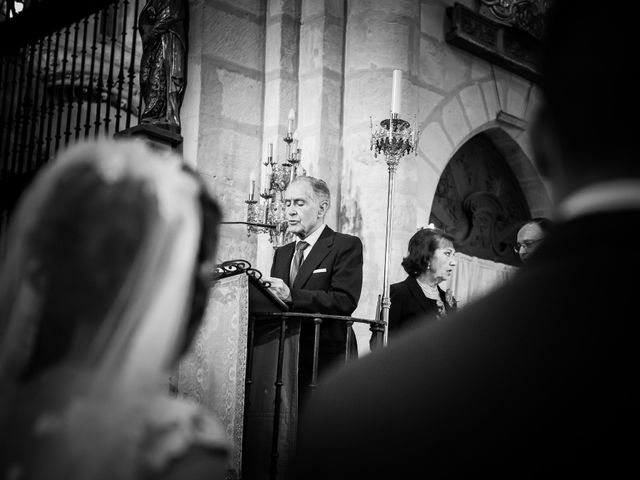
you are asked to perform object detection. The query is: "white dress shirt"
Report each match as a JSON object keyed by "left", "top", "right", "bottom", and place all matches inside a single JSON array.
[
  {"left": 292, "top": 223, "right": 326, "bottom": 266},
  {"left": 556, "top": 179, "right": 640, "bottom": 221}
]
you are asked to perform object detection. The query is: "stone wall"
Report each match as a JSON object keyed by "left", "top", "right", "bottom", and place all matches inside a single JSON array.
[
  {"left": 184, "top": 0, "right": 267, "bottom": 266},
  {"left": 183, "top": 0, "right": 552, "bottom": 354}
]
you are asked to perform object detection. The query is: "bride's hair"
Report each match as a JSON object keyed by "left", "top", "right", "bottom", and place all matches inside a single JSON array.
[
  {"left": 179, "top": 164, "right": 222, "bottom": 359},
  {"left": 22, "top": 161, "right": 152, "bottom": 380},
  {"left": 2, "top": 141, "right": 222, "bottom": 383}
]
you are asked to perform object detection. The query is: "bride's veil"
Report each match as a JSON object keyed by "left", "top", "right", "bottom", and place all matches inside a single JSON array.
[{"left": 0, "top": 140, "right": 206, "bottom": 457}]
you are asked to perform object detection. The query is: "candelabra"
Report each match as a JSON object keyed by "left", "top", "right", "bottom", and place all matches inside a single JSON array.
[
  {"left": 245, "top": 115, "right": 305, "bottom": 248},
  {"left": 371, "top": 70, "right": 420, "bottom": 346}
]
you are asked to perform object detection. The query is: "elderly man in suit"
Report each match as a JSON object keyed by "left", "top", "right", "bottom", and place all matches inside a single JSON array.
[
  {"left": 265, "top": 175, "right": 363, "bottom": 402},
  {"left": 292, "top": 1, "right": 640, "bottom": 478}
]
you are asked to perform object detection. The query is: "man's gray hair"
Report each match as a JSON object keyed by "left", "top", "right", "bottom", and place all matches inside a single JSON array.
[{"left": 290, "top": 175, "right": 331, "bottom": 208}]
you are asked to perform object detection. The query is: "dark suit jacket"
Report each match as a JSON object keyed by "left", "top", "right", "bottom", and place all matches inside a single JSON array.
[
  {"left": 389, "top": 276, "right": 454, "bottom": 338},
  {"left": 271, "top": 226, "right": 363, "bottom": 352},
  {"left": 293, "top": 210, "right": 640, "bottom": 478}
]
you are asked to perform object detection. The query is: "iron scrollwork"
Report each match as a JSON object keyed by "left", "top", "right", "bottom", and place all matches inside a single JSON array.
[{"left": 214, "top": 259, "right": 271, "bottom": 288}]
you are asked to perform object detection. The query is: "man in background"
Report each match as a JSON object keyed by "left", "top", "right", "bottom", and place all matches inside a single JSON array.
[
  {"left": 515, "top": 217, "right": 554, "bottom": 263},
  {"left": 292, "top": 1, "right": 640, "bottom": 477}
]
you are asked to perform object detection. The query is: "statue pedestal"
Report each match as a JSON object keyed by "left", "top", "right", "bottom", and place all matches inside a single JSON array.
[{"left": 114, "top": 124, "right": 183, "bottom": 153}]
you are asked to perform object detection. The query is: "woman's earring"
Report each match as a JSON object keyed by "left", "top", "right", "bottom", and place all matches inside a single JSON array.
[{"left": 427, "top": 263, "right": 431, "bottom": 271}]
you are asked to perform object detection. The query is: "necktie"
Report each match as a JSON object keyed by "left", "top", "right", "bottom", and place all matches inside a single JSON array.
[{"left": 290, "top": 241, "right": 309, "bottom": 286}]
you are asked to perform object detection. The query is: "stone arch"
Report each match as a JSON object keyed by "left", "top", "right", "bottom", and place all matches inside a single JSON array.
[
  {"left": 481, "top": 126, "right": 552, "bottom": 216},
  {"left": 418, "top": 87, "right": 553, "bottom": 265},
  {"left": 443, "top": 122, "right": 553, "bottom": 217},
  {"left": 419, "top": 86, "right": 552, "bottom": 222},
  {"left": 428, "top": 129, "right": 534, "bottom": 265}
]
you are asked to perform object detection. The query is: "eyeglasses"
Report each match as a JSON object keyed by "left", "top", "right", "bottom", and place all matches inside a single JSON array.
[{"left": 513, "top": 239, "right": 542, "bottom": 253}]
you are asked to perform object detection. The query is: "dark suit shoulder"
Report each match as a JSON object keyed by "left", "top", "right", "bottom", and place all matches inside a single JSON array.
[
  {"left": 332, "top": 230, "right": 362, "bottom": 244},
  {"left": 389, "top": 281, "right": 402, "bottom": 297},
  {"left": 273, "top": 241, "right": 294, "bottom": 261},
  {"left": 390, "top": 277, "right": 412, "bottom": 296},
  {"left": 275, "top": 240, "right": 296, "bottom": 253}
]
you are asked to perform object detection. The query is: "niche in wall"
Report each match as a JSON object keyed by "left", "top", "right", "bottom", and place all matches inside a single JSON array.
[{"left": 429, "top": 132, "right": 530, "bottom": 266}]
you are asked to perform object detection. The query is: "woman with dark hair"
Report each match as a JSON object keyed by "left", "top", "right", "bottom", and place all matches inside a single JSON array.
[
  {"left": 0, "top": 140, "right": 228, "bottom": 480},
  {"left": 388, "top": 226, "right": 458, "bottom": 339}
]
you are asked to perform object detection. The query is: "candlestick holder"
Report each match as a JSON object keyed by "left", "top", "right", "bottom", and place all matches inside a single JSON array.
[
  {"left": 271, "top": 161, "right": 292, "bottom": 192},
  {"left": 371, "top": 113, "right": 419, "bottom": 168},
  {"left": 245, "top": 198, "right": 260, "bottom": 227},
  {"left": 371, "top": 112, "right": 420, "bottom": 346},
  {"left": 244, "top": 123, "right": 305, "bottom": 247}
]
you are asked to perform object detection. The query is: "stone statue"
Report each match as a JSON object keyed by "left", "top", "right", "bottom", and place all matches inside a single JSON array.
[{"left": 138, "top": 0, "right": 188, "bottom": 134}]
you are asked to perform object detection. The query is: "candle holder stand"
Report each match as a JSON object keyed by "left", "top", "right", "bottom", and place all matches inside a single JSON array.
[{"left": 371, "top": 112, "right": 420, "bottom": 346}]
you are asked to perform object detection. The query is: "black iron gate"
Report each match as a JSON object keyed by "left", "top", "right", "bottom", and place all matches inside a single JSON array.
[{"left": 0, "top": 0, "right": 143, "bottom": 236}]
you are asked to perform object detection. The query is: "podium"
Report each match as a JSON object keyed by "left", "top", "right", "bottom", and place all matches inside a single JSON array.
[
  {"left": 174, "top": 266, "right": 297, "bottom": 480},
  {"left": 243, "top": 276, "right": 299, "bottom": 480}
]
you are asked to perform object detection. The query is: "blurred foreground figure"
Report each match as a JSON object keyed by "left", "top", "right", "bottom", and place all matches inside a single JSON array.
[
  {"left": 0, "top": 140, "right": 229, "bottom": 480},
  {"left": 293, "top": 1, "right": 640, "bottom": 477}
]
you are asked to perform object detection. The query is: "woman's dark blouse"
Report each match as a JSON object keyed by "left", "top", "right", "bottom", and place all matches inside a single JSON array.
[{"left": 388, "top": 276, "right": 456, "bottom": 339}]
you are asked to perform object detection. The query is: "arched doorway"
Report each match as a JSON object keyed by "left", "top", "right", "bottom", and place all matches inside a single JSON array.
[{"left": 429, "top": 132, "right": 531, "bottom": 267}]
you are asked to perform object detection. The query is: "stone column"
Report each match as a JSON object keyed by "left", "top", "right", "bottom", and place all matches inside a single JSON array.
[
  {"left": 184, "top": 0, "right": 266, "bottom": 265},
  {"left": 296, "top": 0, "right": 346, "bottom": 229},
  {"left": 255, "top": 0, "right": 302, "bottom": 273},
  {"left": 341, "top": 0, "right": 420, "bottom": 352}
]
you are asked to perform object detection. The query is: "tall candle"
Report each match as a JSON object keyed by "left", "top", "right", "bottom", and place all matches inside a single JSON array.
[
  {"left": 287, "top": 108, "right": 295, "bottom": 135},
  {"left": 259, "top": 166, "right": 264, "bottom": 193},
  {"left": 265, "top": 167, "right": 272, "bottom": 192},
  {"left": 268, "top": 142, "right": 273, "bottom": 158},
  {"left": 391, "top": 69, "right": 402, "bottom": 114},
  {"left": 249, "top": 171, "right": 255, "bottom": 200},
  {"left": 260, "top": 165, "right": 271, "bottom": 193}
]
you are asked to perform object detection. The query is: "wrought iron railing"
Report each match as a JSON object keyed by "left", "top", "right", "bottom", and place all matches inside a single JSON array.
[
  {"left": 245, "top": 311, "right": 384, "bottom": 480},
  {"left": 0, "top": 0, "right": 142, "bottom": 238}
]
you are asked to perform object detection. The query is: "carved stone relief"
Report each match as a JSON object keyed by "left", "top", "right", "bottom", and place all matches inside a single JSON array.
[
  {"left": 479, "top": 0, "right": 552, "bottom": 40},
  {"left": 446, "top": 3, "right": 541, "bottom": 82}
]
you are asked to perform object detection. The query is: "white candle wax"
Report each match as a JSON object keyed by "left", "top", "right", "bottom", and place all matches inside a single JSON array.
[
  {"left": 391, "top": 69, "right": 402, "bottom": 114},
  {"left": 260, "top": 166, "right": 266, "bottom": 193},
  {"left": 288, "top": 108, "right": 295, "bottom": 134},
  {"left": 268, "top": 142, "right": 273, "bottom": 158},
  {"left": 265, "top": 169, "right": 272, "bottom": 192}
]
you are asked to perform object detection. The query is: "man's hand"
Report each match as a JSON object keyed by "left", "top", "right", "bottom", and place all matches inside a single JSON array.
[{"left": 263, "top": 276, "right": 292, "bottom": 303}]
